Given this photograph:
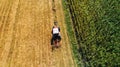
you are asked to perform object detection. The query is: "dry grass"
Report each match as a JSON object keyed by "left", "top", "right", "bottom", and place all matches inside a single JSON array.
[{"left": 0, "top": 0, "right": 75, "bottom": 67}]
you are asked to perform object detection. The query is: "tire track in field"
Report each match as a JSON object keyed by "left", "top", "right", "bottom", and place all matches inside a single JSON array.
[
  {"left": 0, "top": 0, "right": 17, "bottom": 66},
  {"left": 8, "top": 0, "right": 22, "bottom": 66},
  {"left": 0, "top": 0, "right": 13, "bottom": 59},
  {"left": 0, "top": 0, "right": 6, "bottom": 23},
  {"left": 0, "top": 0, "right": 12, "bottom": 48},
  {"left": 0, "top": 0, "right": 7, "bottom": 59},
  {"left": 6, "top": 0, "right": 21, "bottom": 66},
  {"left": 0, "top": 0, "right": 10, "bottom": 30},
  {"left": 0, "top": 0, "right": 9, "bottom": 39}
]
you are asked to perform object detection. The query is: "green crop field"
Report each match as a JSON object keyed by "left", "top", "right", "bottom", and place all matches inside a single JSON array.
[{"left": 63, "top": 0, "right": 120, "bottom": 66}]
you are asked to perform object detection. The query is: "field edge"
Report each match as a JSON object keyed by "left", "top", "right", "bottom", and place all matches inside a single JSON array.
[{"left": 62, "top": 0, "right": 84, "bottom": 67}]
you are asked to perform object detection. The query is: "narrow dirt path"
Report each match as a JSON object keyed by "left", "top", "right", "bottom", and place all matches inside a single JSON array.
[{"left": 0, "top": 0, "right": 76, "bottom": 67}]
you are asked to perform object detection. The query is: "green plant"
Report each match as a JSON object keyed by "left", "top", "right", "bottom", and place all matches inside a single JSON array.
[{"left": 65, "top": 0, "right": 120, "bottom": 66}]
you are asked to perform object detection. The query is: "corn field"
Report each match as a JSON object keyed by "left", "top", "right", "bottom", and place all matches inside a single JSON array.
[{"left": 64, "top": 0, "right": 120, "bottom": 66}]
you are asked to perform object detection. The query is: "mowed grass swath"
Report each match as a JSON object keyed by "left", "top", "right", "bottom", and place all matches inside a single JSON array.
[{"left": 64, "top": 0, "right": 120, "bottom": 66}]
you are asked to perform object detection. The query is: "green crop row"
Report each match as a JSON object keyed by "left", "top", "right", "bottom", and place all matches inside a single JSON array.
[{"left": 65, "top": 0, "right": 120, "bottom": 66}]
